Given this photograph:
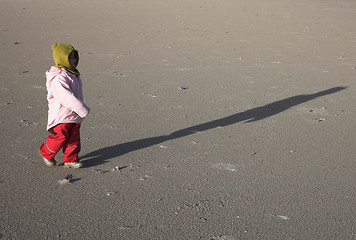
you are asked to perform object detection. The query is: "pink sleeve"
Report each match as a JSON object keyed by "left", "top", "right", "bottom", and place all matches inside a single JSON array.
[{"left": 51, "top": 76, "right": 90, "bottom": 118}]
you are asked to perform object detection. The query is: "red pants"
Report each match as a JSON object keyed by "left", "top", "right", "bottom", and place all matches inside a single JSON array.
[{"left": 39, "top": 123, "right": 81, "bottom": 163}]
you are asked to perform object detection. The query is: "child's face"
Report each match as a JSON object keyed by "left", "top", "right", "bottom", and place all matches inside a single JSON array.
[{"left": 69, "top": 51, "right": 78, "bottom": 68}]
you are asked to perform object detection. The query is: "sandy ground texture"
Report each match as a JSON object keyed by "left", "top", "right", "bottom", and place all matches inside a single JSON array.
[{"left": 1, "top": 0, "right": 355, "bottom": 239}]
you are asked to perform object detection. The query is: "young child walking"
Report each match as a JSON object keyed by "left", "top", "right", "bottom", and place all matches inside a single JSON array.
[{"left": 39, "top": 43, "right": 90, "bottom": 168}]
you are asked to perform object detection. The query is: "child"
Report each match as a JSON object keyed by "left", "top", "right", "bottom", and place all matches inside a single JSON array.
[{"left": 39, "top": 43, "right": 90, "bottom": 168}]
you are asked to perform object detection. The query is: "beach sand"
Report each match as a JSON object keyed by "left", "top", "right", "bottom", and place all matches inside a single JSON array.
[{"left": 1, "top": 0, "right": 355, "bottom": 239}]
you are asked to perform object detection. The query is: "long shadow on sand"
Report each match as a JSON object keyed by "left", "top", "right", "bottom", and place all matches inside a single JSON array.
[{"left": 82, "top": 87, "right": 346, "bottom": 167}]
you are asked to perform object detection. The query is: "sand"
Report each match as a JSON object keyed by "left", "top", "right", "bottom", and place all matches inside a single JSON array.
[{"left": 0, "top": 0, "right": 355, "bottom": 239}]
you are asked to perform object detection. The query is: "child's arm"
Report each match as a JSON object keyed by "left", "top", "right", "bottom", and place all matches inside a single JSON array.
[{"left": 51, "top": 76, "right": 90, "bottom": 118}]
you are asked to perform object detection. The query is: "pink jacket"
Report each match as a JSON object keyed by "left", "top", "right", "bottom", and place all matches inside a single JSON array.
[{"left": 45, "top": 66, "right": 90, "bottom": 130}]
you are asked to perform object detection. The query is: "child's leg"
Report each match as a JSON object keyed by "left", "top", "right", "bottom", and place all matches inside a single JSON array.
[
  {"left": 62, "top": 123, "right": 81, "bottom": 163},
  {"left": 39, "top": 124, "right": 71, "bottom": 160}
]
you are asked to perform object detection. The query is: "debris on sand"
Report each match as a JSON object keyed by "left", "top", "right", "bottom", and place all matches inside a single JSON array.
[
  {"left": 112, "top": 164, "right": 137, "bottom": 172},
  {"left": 57, "top": 175, "right": 73, "bottom": 185},
  {"left": 313, "top": 118, "right": 326, "bottom": 123},
  {"left": 277, "top": 215, "right": 290, "bottom": 220},
  {"left": 179, "top": 86, "right": 188, "bottom": 90}
]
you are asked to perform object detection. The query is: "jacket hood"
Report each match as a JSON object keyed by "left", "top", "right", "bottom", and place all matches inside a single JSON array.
[{"left": 52, "top": 43, "right": 80, "bottom": 76}]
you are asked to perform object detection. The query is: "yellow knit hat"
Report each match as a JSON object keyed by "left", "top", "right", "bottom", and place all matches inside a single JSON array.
[{"left": 52, "top": 43, "right": 80, "bottom": 76}]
